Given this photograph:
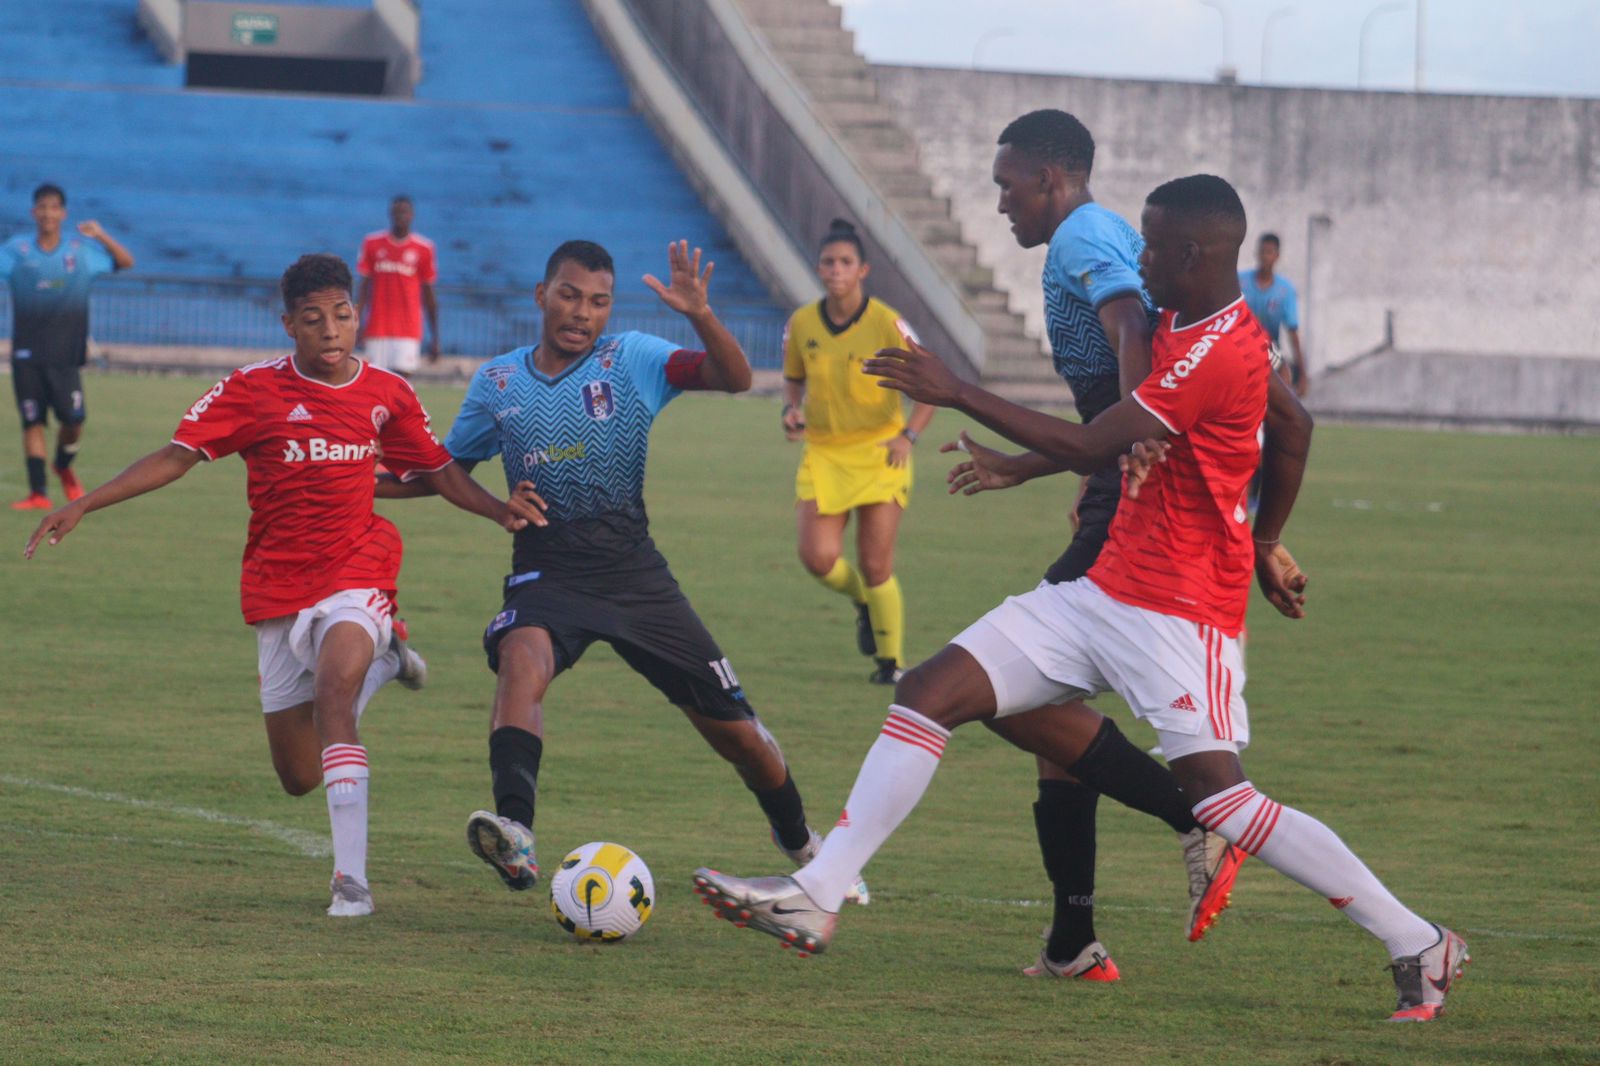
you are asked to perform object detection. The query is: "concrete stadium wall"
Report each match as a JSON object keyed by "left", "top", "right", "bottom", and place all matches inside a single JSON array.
[{"left": 871, "top": 65, "right": 1600, "bottom": 373}]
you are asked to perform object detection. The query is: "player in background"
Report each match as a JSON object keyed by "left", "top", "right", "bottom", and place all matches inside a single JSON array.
[
  {"left": 1240, "top": 233, "right": 1306, "bottom": 396},
  {"left": 356, "top": 195, "right": 439, "bottom": 378},
  {"left": 696, "top": 176, "right": 1468, "bottom": 1024},
  {"left": 3, "top": 183, "right": 134, "bottom": 509},
  {"left": 378, "top": 240, "right": 866, "bottom": 905},
  {"left": 26, "top": 254, "right": 544, "bottom": 918},
  {"left": 945, "top": 109, "right": 1248, "bottom": 979},
  {"left": 782, "top": 219, "right": 935, "bottom": 684}
]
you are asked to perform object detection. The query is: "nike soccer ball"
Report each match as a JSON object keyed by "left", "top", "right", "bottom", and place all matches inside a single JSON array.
[{"left": 549, "top": 841, "right": 654, "bottom": 942}]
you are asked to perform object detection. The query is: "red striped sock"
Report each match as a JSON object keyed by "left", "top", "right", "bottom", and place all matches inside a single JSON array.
[{"left": 322, "top": 744, "right": 370, "bottom": 886}]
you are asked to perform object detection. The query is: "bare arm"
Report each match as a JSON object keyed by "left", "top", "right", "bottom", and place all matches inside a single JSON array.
[
  {"left": 422, "top": 282, "right": 440, "bottom": 361},
  {"left": 1252, "top": 372, "right": 1314, "bottom": 616},
  {"left": 1099, "top": 294, "right": 1154, "bottom": 400},
  {"left": 1285, "top": 326, "right": 1307, "bottom": 395},
  {"left": 25, "top": 443, "right": 199, "bottom": 556},
  {"left": 781, "top": 377, "right": 806, "bottom": 440},
  {"left": 644, "top": 240, "right": 751, "bottom": 394},
  {"left": 77, "top": 221, "right": 134, "bottom": 271},
  {"left": 415, "top": 461, "right": 546, "bottom": 530},
  {"left": 355, "top": 276, "right": 373, "bottom": 344}
]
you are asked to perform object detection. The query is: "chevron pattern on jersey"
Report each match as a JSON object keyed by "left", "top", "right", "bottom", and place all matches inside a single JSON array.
[{"left": 1044, "top": 279, "right": 1121, "bottom": 389}]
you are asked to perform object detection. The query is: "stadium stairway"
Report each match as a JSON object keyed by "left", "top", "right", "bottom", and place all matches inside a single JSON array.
[
  {"left": 0, "top": 0, "right": 788, "bottom": 359},
  {"left": 731, "top": 0, "right": 1055, "bottom": 392}
]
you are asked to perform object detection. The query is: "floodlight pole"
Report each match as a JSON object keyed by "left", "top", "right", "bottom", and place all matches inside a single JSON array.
[
  {"left": 1358, "top": 1, "right": 1406, "bottom": 88},
  {"left": 1260, "top": 6, "right": 1293, "bottom": 83},
  {"left": 1197, "top": 0, "right": 1233, "bottom": 78}
]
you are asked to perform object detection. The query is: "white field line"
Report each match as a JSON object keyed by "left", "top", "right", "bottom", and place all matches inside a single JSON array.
[{"left": 0, "top": 774, "right": 330, "bottom": 857}]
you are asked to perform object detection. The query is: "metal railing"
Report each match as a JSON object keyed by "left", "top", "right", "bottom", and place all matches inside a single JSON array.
[{"left": 0, "top": 273, "right": 792, "bottom": 368}]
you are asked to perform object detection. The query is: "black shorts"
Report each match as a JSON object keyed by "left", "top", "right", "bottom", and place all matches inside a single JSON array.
[
  {"left": 11, "top": 357, "right": 86, "bottom": 427},
  {"left": 1042, "top": 468, "right": 1121, "bottom": 585},
  {"left": 483, "top": 564, "right": 754, "bottom": 722}
]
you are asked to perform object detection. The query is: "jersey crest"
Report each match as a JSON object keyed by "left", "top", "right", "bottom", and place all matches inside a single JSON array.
[{"left": 582, "top": 380, "right": 615, "bottom": 421}]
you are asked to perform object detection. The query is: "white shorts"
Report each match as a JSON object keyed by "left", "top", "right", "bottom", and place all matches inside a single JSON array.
[
  {"left": 951, "top": 578, "right": 1249, "bottom": 760},
  {"left": 364, "top": 337, "right": 422, "bottom": 374},
  {"left": 254, "top": 588, "right": 394, "bottom": 713}
]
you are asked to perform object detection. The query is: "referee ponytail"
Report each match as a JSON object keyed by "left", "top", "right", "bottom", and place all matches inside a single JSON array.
[{"left": 819, "top": 218, "right": 866, "bottom": 262}]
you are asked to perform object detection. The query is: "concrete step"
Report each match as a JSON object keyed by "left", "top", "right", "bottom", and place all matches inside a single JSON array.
[
  {"left": 966, "top": 287, "right": 1011, "bottom": 312},
  {"left": 974, "top": 307, "right": 1026, "bottom": 335},
  {"left": 986, "top": 334, "right": 1050, "bottom": 364},
  {"left": 799, "top": 75, "right": 879, "bottom": 103},
  {"left": 926, "top": 240, "right": 979, "bottom": 272},
  {"left": 837, "top": 123, "right": 917, "bottom": 155},
  {"left": 818, "top": 97, "right": 898, "bottom": 126},
  {"left": 847, "top": 143, "right": 923, "bottom": 175},
  {"left": 887, "top": 194, "right": 951, "bottom": 222},
  {"left": 776, "top": 49, "right": 871, "bottom": 79},
  {"left": 756, "top": 24, "right": 856, "bottom": 54},
  {"left": 735, "top": 0, "right": 844, "bottom": 28},
  {"left": 906, "top": 216, "right": 963, "bottom": 244}
]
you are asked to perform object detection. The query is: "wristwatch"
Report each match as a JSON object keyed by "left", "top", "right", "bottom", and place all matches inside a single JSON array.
[{"left": 901, "top": 427, "right": 919, "bottom": 444}]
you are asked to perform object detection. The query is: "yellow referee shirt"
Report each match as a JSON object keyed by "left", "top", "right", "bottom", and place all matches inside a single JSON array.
[{"left": 783, "top": 297, "right": 917, "bottom": 447}]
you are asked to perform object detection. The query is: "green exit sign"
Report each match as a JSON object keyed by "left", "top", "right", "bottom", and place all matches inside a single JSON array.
[{"left": 231, "top": 13, "right": 279, "bottom": 45}]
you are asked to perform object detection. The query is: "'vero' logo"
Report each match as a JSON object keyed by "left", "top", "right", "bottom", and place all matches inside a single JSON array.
[
  {"left": 282, "top": 437, "right": 377, "bottom": 463},
  {"left": 1160, "top": 309, "right": 1241, "bottom": 389},
  {"left": 183, "top": 380, "right": 228, "bottom": 421}
]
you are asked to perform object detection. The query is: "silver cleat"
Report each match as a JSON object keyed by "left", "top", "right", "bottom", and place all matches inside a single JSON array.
[
  {"left": 773, "top": 829, "right": 870, "bottom": 906},
  {"left": 1178, "top": 826, "right": 1244, "bottom": 941},
  {"left": 692, "top": 869, "right": 837, "bottom": 956},
  {"left": 391, "top": 620, "right": 427, "bottom": 691},
  {"left": 466, "top": 810, "right": 539, "bottom": 890},
  {"left": 327, "top": 872, "right": 374, "bottom": 917}
]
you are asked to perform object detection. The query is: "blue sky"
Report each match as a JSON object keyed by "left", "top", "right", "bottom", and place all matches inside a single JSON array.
[{"left": 838, "top": 0, "right": 1600, "bottom": 98}]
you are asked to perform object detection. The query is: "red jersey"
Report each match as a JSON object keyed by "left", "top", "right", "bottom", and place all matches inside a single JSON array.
[
  {"left": 171, "top": 356, "right": 453, "bottom": 624},
  {"left": 356, "top": 230, "right": 437, "bottom": 340},
  {"left": 1088, "top": 297, "right": 1272, "bottom": 636}
]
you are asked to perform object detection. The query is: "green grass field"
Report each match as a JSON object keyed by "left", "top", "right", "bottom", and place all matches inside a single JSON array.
[{"left": 2, "top": 372, "right": 1597, "bottom": 1065}]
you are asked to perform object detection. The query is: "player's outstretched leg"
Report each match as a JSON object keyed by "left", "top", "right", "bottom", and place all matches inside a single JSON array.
[
  {"left": 468, "top": 628, "right": 550, "bottom": 890},
  {"left": 53, "top": 425, "right": 85, "bottom": 502},
  {"left": 313, "top": 618, "right": 383, "bottom": 918},
  {"left": 1175, "top": 752, "right": 1467, "bottom": 1020}
]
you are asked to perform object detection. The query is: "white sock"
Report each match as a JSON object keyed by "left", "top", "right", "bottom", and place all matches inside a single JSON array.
[
  {"left": 1195, "top": 782, "right": 1436, "bottom": 957},
  {"left": 792, "top": 705, "right": 950, "bottom": 912},
  {"left": 353, "top": 645, "right": 401, "bottom": 723},
  {"left": 322, "top": 744, "right": 370, "bottom": 887}
]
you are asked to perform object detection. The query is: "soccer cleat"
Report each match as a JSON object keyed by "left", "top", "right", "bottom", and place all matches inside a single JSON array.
[
  {"left": 772, "top": 828, "right": 870, "bottom": 906},
  {"left": 692, "top": 869, "right": 837, "bottom": 956},
  {"left": 390, "top": 618, "right": 427, "bottom": 691},
  {"left": 10, "top": 493, "right": 51, "bottom": 511},
  {"left": 854, "top": 601, "right": 876, "bottom": 657},
  {"left": 1388, "top": 925, "right": 1470, "bottom": 1022},
  {"left": 868, "top": 658, "right": 903, "bottom": 686},
  {"left": 327, "top": 872, "right": 374, "bottom": 917},
  {"left": 1022, "top": 940, "right": 1120, "bottom": 981},
  {"left": 54, "top": 466, "right": 84, "bottom": 502},
  {"left": 1180, "top": 827, "right": 1245, "bottom": 942},
  {"left": 466, "top": 810, "right": 539, "bottom": 890}
]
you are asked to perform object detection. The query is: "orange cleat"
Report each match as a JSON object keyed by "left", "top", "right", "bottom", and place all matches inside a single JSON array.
[
  {"left": 54, "top": 466, "right": 84, "bottom": 501},
  {"left": 11, "top": 493, "right": 51, "bottom": 511},
  {"left": 1184, "top": 829, "right": 1246, "bottom": 942},
  {"left": 1022, "top": 941, "right": 1121, "bottom": 981}
]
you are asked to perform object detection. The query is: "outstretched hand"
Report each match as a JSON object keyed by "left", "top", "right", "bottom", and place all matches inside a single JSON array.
[
  {"left": 24, "top": 502, "right": 87, "bottom": 558},
  {"left": 942, "top": 431, "right": 1026, "bottom": 495},
  {"left": 1119, "top": 439, "right": 1171, "bottom": 499},
  {"left": 642, "top": 240, "right": 713, "bottom": 317},
  {"left": 862, "top": 338, "right": 964, "bottom": 408},
  {"left": 1254, "top": 541, "right": 1309, "bottom": 619},
  {"left": 504, "top": 480, "right": 550, "bottom": 531}
]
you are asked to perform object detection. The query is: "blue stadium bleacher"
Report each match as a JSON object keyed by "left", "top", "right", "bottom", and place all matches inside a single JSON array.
[{"left": 0, "top": 0, "right": 786, "bottom": 356}]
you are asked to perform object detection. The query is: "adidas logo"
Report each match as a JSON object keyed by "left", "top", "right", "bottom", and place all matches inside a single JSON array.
[
  {"left": 835, "top": 808, "right": 851, "bottom": 829},
  {"left": 1169, "top": 693, "right": 1199, "bottom": 713},
  {"left": 287, "top": 403, "right": 313, "bottom": 423},
  {"left": 1328, "top": 896, "right": 1354, "bottom": 910}
]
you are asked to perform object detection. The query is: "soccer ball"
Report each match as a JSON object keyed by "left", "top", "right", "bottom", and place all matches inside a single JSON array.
[{"left": 549, "top": 841, "right": 654, "bottom": 942}]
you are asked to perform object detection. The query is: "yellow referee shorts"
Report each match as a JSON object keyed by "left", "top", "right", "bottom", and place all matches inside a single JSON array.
[{"left": 795, "top": 436, "right": 911, "bottom": 516}]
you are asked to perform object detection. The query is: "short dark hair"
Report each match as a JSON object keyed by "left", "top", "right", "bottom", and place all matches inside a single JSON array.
[
  {"left": 544, "top": 240, "right": 614, "bottom": 282},
  {"left": 1259, "top": 232, "right": 1280, "bottom": 249},
  {"left": 1145, "top": 174, "right": 1247, "bottom": 230},
  {"left": 997, "top": 109, "right": 1095, "bottom": 174},
  {"left": 391, "top": 194, "right": 412, "bottom": 206},
  {"left": 819, "top": 218, "right": 866, "bottom": 260},
  {"left": 33, "top": 183, "right": 65, "bottom": 206},
  {"left": 280, "top": 253, "right": 353, "bottom": 311}
]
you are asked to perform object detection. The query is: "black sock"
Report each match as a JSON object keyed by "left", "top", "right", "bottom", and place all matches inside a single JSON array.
[
  {"left": 489, "top": 726, "right": 542, "bottom": 829},
  {"left": 54, "top": 442, "right": 78, "bottom": 471},
  {"left": 1037, "top": 779, "right": 1099, "bottom": 963},
  {"left": 752, "top": 770, "right": 810, "bottom": 852},
  {"left": 25, "top": 456, "right": 46, "bottom": 495},
  {"left": 1065, "top": 719, "right": 1199, "bottom": 834}
]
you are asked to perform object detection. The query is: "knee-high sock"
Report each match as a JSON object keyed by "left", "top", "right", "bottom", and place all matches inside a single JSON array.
[
  {"left": 792, "top": 705, "right": 949, "bottom": 911},
  {"left": 1194, "top": 782, "right": 1436, "bottom": 958},
  {"left": 352, "top": 644, "right": 401, "bottom": 723},
  {"left": 322, "top": 744, "right": 370, "bottom": 886},
  {"left": 864, "top": 576, "right": 905, "bottom": 667},
  {"left": 1036, "top": 779, "right": 1099, "bottom": 961},
  {"left": 816, "top": 558, "right": 867, "bottom": 603},
  {"left": 1064, "top": 718, "right": 1199, "bottom": 834}
]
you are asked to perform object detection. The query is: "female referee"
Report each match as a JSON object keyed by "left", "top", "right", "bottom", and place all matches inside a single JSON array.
[{"left": 782, "top": 220, "right": 933, "bottom": 684}]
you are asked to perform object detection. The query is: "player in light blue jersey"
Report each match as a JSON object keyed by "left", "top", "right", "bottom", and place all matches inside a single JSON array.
[
  {"left": 2, "top": 183, "right": 134, "bottom": 509},
  {"left": 380, "top": 240, "right": 865, "bottom": 903},
  {"left": 1240, "top": 232, "right": 1306, "bottom": 395}
]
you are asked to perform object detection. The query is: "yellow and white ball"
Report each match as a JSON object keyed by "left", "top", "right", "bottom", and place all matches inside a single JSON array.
[{"left": 549, "top": 841, "right": 654, "bottom": 942}]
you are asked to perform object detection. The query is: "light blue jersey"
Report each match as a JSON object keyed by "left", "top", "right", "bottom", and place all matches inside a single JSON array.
[
  {"left": 1239, "top": 271, "right": 1299, "bottom": 343},
  {"left": 0, "top": 234, "right": 114, "bottom": 364},
  {"left": 1041, "top": 202, "right": 1157, "bottom": 419},
  {"left": 445, "top": 331, "right": 691, "bottom": 576}
]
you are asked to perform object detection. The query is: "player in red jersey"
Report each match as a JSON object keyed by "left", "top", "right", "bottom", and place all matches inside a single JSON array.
[
  {"left": 25, "top": 254, "right": 544, "bottom": 918},
  {"left": 693, "top": 176, "right": 1468, "bottom": 1022},
  {"left": 356, "top": 196, "right": 439, "bottom": 377}
]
